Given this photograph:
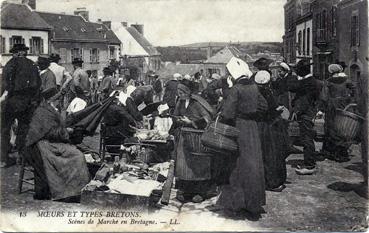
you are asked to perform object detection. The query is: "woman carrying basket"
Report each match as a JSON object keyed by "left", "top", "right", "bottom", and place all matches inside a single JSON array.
[
  {"left": 216, "top": 57, "right": 268, "bottom": 220},
  {"left": 171, "top": 83, "right": 215, "bottom": 203},
  {"left": 320, "top": 64, "right": 355, "bottom": 162}
]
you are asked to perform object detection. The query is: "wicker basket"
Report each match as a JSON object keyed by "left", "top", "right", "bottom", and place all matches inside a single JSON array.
[
  {"left": 201, "top": 117, "right": 239, "bottom": 153},
  {"left": 334, "top": 104, "right": 364, "bottom": 141},
  {"left": 181, "top": 127, "right": 210, "bottom": 153},
  {"left": 207, "top": 118, "right": 240, "bottom": 138}
]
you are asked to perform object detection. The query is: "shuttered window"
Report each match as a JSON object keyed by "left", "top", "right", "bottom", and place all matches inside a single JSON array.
[
  {"left": 29, "top": 37, "right": 43, "bottom": 55},
  {"left": 9, "top": 36, "right": 24, "bottom": 52},
  {"left": 60, "top": 48, "right": 67, "bottom": 63},
  {"left": 0, "top": 36, "right": 5, "bottom": 54}
]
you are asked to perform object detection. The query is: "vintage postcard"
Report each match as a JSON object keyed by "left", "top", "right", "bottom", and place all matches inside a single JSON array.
[{"left": 0, "top": 0, "right": 368, "bottom": 232}]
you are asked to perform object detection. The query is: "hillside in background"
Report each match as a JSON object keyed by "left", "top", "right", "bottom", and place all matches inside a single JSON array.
[{"left": 157, "top": 42, "right": 282, "bottom": 63}]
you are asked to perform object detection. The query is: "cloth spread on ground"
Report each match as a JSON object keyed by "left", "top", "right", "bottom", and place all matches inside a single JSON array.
[{"left": 107, "top": 174, "right": 162, "bottom": 197}]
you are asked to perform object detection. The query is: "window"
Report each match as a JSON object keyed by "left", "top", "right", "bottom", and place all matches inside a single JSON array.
[
  {"left": 60, "top": 48, "right": 67, "bottom": 63},
  {"left": 71, "top": 48, "right": 82, "bottom": 61},
  {"left": 90, "top": 48, "right": 99, "bottom": 63},
  {"left": 9, "top": 36, "right": 25, "bottom": 51},
  {"left": 331, "top": 6, "right": 337, "bottom": 37},
  {"left": 307, "top": 28, "right": 310, "bottom": 56},
  {"left": 351, "top": 14, "right": 360, "bottom": 47},
  {"left": 316, "top": 10, "right": 327, "bottom": 42},
  {"left": 29, "top": 37, "right": 44, "bottom": 55},
  {"left": 0, "top": 36, "right": 5, "bottom": 54},
  {"left": 208, "top": 68, "right": 220, "bottom": 75},
  {"left": 303, "top": 29, "right": 306, "bottom": 55},
  {"left": 297, "top": 31, "right": 302, "bottom": 55},
  {"left": 109, "top": 46, "right": 115, "bottom": 59}
]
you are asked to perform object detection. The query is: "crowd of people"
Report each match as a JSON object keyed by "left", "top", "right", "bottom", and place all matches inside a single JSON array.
[{"left": 0, "top": 43, "right": 360, "bottom": 220}]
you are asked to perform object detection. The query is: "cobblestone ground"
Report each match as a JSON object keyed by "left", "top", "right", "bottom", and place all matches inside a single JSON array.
[{"left": 1, "top": 134, "right": 367, "bottom": 231}]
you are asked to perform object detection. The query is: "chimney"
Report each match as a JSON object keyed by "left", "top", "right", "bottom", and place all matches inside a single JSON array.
[
  {"left": 121, "top": 22, "right": 128, "bottom": 27},
  {"left": 131, "top": 24, "right": 144, "bottom": 35},
  {"left": 74, "top": 7, "right": 89, "bottom": 21},
  {"left": 207, "top": 45, "right": 212, "bottom": 60},
  {"left": 22, "top": 0, "right": 36, "bottom": 9},
  {"left": 102, "top": 21, "right": 111, "bottom": 29}
]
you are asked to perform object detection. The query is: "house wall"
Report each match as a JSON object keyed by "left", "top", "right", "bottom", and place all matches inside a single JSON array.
[
  {"left": 296, "top": 18, "right": 313, "bottom": 72},
  {"left": 0, "top": 28, "right": 49, "bottom": 64},
  {"left": 283, "top": 0, "right": 297, "bottom": 64},
  {"left": 50, "top": 41, "right": 109, "bottom": 76},
  {"left": 337, "top": 0, "right": 368, "bottom": 106},
  {"left": 311, "top": 0, "right": 339, "bottom": 79},
  {"left": 111, "top": 24, "right": 148, "bottom": 57},
  {"left": 203, "top": 64, "right": 226, "bottom": 77}
]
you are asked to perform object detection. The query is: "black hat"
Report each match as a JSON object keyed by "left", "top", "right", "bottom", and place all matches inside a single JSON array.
[
  {"left": 37, "top": 55, "right": 50, "bottom": 67},
  {"left": 253, "top": 57, "right": 273, "bottom": 70},
  {"left": 103, "top": 67, "right": 113, "bottom": 75},
  {"left": 295, "top": 59, "right": 313, "bottom": 77},
  {"left": 50, "top": 53, "right": 61, "bottom": 62},
  {"left": 72, "top": 58, "right": 84, "bottom": 65},
  {"left": 9, "top": 44, "right": 29, "bottom": 53}
]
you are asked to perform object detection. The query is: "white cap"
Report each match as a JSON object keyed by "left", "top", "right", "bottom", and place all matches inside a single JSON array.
[
  {"left": 332, "top": 72, "right": 348, "bottom": 78},
  {"left": 254, "top": 70, "right": 271, "bottom": 84},
  {"left": 184, "top": 74, "right": 192, "bottom": 80},
  {"left": 157, "top": 103, "right": 169, "bottom": 115},
  {"left": 226, "top": 57, "right": 252, "bottom": 80},
  {"left": 211, "top": 73, "right": 221, "bottom": 80},
  {"left": 173, "top": 73, "right": 182, "bottom": 80},
  {"left": 279, "top": 62, "right": 290, "bottom": 71}
]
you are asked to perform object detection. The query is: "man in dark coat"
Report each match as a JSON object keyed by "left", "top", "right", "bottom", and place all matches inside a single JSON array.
[
  {"left": 286, "top": 59, "right": 319, "bottom": 175},
  {"left": 1, "top": 44, "right": 41, "bottom": 168}
]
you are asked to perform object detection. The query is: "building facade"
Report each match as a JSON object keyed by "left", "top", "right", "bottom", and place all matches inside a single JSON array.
[
  {"left": 337, "top": 0, "right": 368, "bottom": 91},
  {"left": 0, "top": 2, "right": 51, "bottom": 65},
  {"left": 111, "top": 22, "right": 161, "bottom": 81},
  {"left": 283, "top": 0, "right": 314, "bottom": 66},
  {"left": 295, "top": 13, "right": 313, "bottom": 69},
  {"left": 37, "top": 10, "right": 121, "bottom": 76}
]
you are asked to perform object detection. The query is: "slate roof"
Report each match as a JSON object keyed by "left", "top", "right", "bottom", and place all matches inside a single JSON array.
[
  {"left": 37, "top": 11, "right": 121, "bottom": 44},
  {"left": 126, "top": 26, "right": 160, "bottom": 56},
  {"left": 89, "top": 22, "right": 121, "bottom": 45},
  {"left": 205, "top": 46, "right": 243, "bottom": 64},
  {"left": 1, "top": 3, "right": 51, "bottom": 30}
]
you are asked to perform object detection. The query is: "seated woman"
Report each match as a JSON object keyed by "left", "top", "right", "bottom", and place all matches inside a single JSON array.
[
  {"left": 102, "top": 90, "right": 137, "bottom": 150},
  {"left": 24, "top": 90, "right": 90, "bottom": 201},
  {"left": 171, "top": 83, "right": 215, "bottom": 203}
]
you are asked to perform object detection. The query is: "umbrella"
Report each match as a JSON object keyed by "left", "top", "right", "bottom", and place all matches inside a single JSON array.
[
  {"left": 140, "top": 102, "right": 163, "bottom": 116},
  {"left": 66, "top": 97, "right": 115, "bottom": 136}
]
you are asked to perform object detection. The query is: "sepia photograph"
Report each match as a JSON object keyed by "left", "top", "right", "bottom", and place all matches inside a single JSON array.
[{"left": 0, "top": 0, "right": 368, "bottom": 231}]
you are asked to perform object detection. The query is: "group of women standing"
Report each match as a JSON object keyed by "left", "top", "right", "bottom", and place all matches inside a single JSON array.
[{"left": 169, "top": 57, "right": 291, "bottom": 221}]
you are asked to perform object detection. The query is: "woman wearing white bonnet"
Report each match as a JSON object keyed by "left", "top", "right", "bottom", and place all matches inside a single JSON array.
[
  {"left": 216, "top": 56, "right": 268, "bottom": 220},
  {"left": 254, "top": 70, "right": 289, "bottom": 192},
  {"left": 116, "top": 85, "right": 143, "bottom": 123}
]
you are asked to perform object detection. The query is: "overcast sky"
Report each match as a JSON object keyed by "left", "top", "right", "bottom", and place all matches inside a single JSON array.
[{"left": 36, "top": 0, "right": 285, "bottom": 46}]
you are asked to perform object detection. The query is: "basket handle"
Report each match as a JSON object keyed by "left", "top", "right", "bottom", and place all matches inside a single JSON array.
[{"left": 343, "top": 103, "right": 357, "bottom": 112}]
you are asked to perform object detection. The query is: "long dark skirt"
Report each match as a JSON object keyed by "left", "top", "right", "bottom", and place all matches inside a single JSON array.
[
  {"left": 217, "top": 118, "right": 266, "bottom": 214},
  {"left": 258, "top": 119, "right": 287, "bottom": 190}
]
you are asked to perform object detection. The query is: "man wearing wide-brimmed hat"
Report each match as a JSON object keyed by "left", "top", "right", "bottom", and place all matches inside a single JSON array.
[
  {"left": 1, "top": 44, "right": 41, "bottom": 168},
  {"left": 37, "top": 55, "right": 58, "bottom": 101},
  {"left": 286, "top": 59, "right": 320, "bottom": 175},
  {"left": 70, "top": 58, "right": 90, "bottom": 103},
  {"left": 48, "top": 53, "right": 73, "bottom": 110}
]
